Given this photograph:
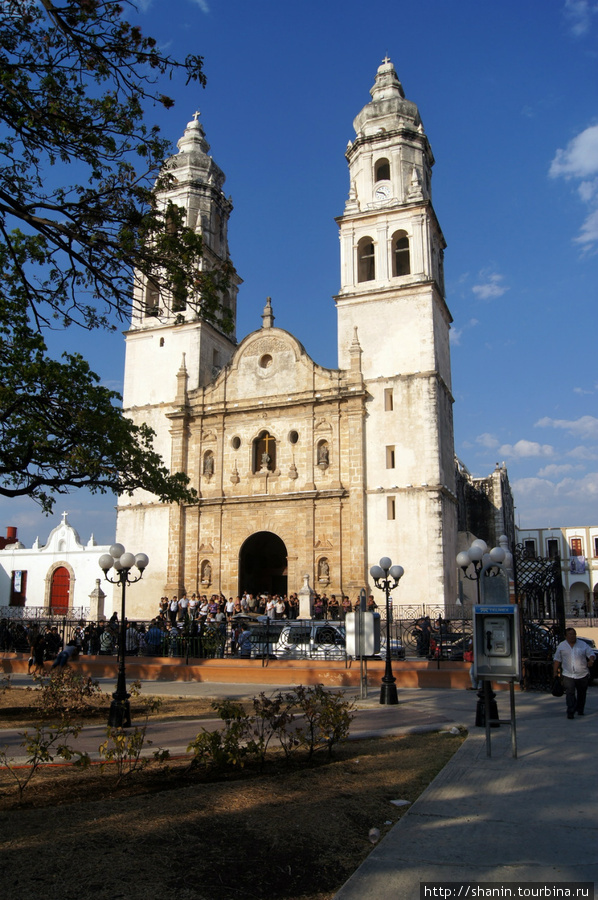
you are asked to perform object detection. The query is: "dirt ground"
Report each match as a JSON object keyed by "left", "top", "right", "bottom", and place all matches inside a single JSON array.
[{"left": 0, "top": 686, "right": 465, "bottom": 900}]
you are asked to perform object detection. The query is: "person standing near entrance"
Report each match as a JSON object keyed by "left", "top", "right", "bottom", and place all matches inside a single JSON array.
[{"left": 553, "top": 628, "right": 596, "bottom": 719}]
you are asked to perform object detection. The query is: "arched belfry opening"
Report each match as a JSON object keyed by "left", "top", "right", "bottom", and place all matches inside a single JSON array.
[{"left": 239, "top": 531, "right": 288, "bottom": 597}]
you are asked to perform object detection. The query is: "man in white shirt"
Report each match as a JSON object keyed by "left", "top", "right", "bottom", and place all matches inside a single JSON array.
[{"left": 553, "top": 628, "right": 596, "bottom": 719}]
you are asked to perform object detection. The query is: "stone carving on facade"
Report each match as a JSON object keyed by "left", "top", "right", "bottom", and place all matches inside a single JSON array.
[
  {"left": 407, "top": 166, "right": 424, "bottom": 202},
  {"left": 288, "top": 462, "right": 298, "bottom": 480},
  {"left": 318, "top": 557, "right": 330, "bottom": 585},
  {"left": 201, "top": 560, "right": 212, "bottom": 585},
  {"left": 247, "top": 337, "right": 287, "bottom": 356},
  {"left": 317, "top": 441, "right": 329, "bottom": 469},
  {"left": 203, "top": 451, "right": 214, "bottom": 477},
  {"left": 230, "top": 463, "right": 240, "bottom": 484}
]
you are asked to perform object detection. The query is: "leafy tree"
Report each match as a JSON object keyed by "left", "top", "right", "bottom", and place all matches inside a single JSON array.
[{"left": 0, "top": 0, "right": 228, "bottom": 510}]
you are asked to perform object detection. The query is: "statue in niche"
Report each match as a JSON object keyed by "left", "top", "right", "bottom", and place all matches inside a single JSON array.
[
  {"left": 261, "top": 451, "right": 271, "bottom": 470},
  {"left": 201, "top": 561, "right": 212, "bottom": 584},
  {"left": 317, "top": 442, "right": 329, "bottom": 468},
  {"left": 203, "top": 453, "right": 214, "bottom": 476},
  {"left": 318, "top": 558, "right": 330, "bottom": 583}
]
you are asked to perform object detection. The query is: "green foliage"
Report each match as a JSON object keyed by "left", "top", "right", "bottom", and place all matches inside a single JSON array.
[
  {"left": 31, "top": 668, "right": 103, "bottom": 718},
  {"left": 0, "top": 323, "right": 198, "bottom": 510},
  {"left": 187, "top": 686, "right": 354, "bottom": 774},
  {"left": 187, "top": 699, "right": 250, "bottom": 771},
  {"left": 0, "top": 720, "right": 90, "bottom": 803},
  {"left": 247, "top": 691, "right": 297, "bottom": 766},
  {"left": 287, "top": 684, "right": 355, "bottom": 760},
  {"left": 0, "top": 0, "right": 228, "bottom": 510},
  {"left": 98, "top": 692, "right": 168, "bottom": 784}
]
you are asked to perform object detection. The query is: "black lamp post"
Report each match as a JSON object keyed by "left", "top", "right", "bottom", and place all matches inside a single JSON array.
[
  {"left": 99, "top": 544, "right": 149, "bottom": 727},
  {"left": 369, "top": 557, "right": 404, "bottom": 705}
]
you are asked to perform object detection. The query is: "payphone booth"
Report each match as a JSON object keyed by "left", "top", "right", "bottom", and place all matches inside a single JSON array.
[
  {"left": 473, "top": 604, "right": 521, "bottom": 757},
  {"left": 473, "top": 605, "right": 521, "bottom": 682}
]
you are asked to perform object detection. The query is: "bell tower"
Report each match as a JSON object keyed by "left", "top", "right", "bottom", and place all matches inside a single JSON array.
[
  {"left": 335, "top": 59, "right": 457, "bottom": 606},
  {"left": 122, "top": 112, "right": 241, "bottom": 411}
]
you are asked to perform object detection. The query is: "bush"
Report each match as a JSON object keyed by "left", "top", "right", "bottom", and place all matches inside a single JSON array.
[
  {"left": 187, "top": 685, "right": 354, "bottom": 773},
  {"left": 31, "top": 669, "right": 102, "bottom": 718},
  {"left": 0, "top": 720, "right": 90, "bottom": 803}
]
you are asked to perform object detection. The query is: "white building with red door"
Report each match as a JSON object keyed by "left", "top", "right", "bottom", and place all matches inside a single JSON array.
[{"left": 0, "top": 513, "right": 112, "bottom": 617}]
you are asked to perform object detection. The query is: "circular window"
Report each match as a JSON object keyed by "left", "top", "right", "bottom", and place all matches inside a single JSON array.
[
  {"left": 289, "top": 430, "right": 299, "bottom": 444},
  {"left": 259, "top": 354, "right": 273, "bottom": 369},
  {"left": 231, "top": 436, "right": 241, "bottom": 450}
]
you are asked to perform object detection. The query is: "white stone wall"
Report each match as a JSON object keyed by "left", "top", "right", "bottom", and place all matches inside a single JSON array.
[{"left": 0, "top": 515, "right": 112, "bottom": 615}]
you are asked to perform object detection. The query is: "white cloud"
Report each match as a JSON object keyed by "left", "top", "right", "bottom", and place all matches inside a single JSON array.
[
  {"left": 499, "top": 440, "right": 554, "bottom": 459},
  {"left": 567, "top": 445, "right": 598, "bottom": 460},
  {"left": 512, "top": 470, "right": 598, "bottom": 526},
  {"left": 577, "top": 207, "right": 598, "bottom": 245},
  {"left": 189, "top": 0, "right": 210, "bottom": 10},
  {"left": 550, "top": 125, "right": 598, "bottom": 179},
  {"left": 536, "top": 414, "right": 598, "bottom": 439},
  {"left": 537, "top": 463, "right": 579, "bottom": 478},
  {"left": 475, "top": 432, "right": 500, "bottom": 449},
  {"left": 450, "top": 318, "right": 478, "bottom": 345},
  {"left": 564, "top": 0, "right": 598, "bottom": 36},
  {"left": 472, "top": 273, "right": 508, "bottom": 301},
  {"left": 550, "top": 124, "right": 598, "bottom": 246}
]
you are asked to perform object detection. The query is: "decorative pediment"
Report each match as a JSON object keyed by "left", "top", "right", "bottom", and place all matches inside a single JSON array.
[
  {"left": 314, "top": 418, "right": 332, "bottom": 432},
  {"left": 198, "top": 542, "right": 214, "bottom": 553},
  {"left": 201, "top": 431, "right": 217, "bottom": 443},
  {"left": 314, "top": 539, "right": 333, "bottom": 549}
]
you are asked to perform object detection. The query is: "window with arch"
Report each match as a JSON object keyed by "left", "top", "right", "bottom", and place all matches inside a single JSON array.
[
  {"left": 253, "top": 431, "right": 276, "bottom": 473},
  {"left": 375, "top": 158, "right": 390, "bottom": 182},
  {"left": 357, "top": 236, "right": 375, "bottom": 283},
  {"left": 392, "top": 231, "right": 411, "bottom": 277}
]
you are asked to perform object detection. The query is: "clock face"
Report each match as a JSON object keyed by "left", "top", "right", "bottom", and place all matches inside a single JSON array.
[{"left": 375, "top": 183, "right": 391, "bottom": 200}]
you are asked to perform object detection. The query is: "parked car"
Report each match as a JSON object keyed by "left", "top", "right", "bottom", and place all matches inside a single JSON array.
[{"left": 273, "top": 621, "right": 346, "bottom": 660}]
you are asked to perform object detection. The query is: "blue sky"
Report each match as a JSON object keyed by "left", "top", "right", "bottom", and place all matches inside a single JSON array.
[{"left": 3, "top": 0, "right": 598, "bottom": 548}]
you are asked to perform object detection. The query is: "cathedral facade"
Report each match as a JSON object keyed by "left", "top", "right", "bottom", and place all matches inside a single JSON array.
[{"left": 116, "top": 59, "right": 458, "bottom": 617}]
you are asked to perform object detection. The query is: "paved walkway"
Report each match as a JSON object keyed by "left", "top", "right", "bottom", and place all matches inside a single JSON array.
[{"left": 334, "top": 684, "right": 598, "bottom": 898}]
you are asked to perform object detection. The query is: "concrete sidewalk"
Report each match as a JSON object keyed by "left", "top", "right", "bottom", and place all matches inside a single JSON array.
[{"left": 334, "top": 685, "right": 598, "bottom": 898}]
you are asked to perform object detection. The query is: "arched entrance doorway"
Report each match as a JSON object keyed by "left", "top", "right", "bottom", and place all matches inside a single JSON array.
[
  {"left": 239, "top": 532, "right": 288, "bottom": 597},
  {"left": 50, "top": 566, "right": 70, "bottom": 614}
]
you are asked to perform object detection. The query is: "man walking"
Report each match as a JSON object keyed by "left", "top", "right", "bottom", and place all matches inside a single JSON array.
[{"left": 553, "top": 628, "right": 596, "bottom": 719}]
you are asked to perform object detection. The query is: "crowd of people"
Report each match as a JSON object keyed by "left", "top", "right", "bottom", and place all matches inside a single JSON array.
[
  {"left": 0, "top": 590, "right": 385, "bottom": 667},
  {"left": 155, "top": 590, "right": 378, "bottom": 627}
]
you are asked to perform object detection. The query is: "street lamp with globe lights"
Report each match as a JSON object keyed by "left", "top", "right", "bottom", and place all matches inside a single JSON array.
[
  {"left": 369, "top": 557, "right": 404, "bottom": 705},
  {"left": 456, "top": 538, "right": 512, "bottom": 604},
  {"left": 99, "top": 544, "right": 149, "bottom": 727},
  {"left": 456, "top": 538, "right": 512, "bottom": 727}
]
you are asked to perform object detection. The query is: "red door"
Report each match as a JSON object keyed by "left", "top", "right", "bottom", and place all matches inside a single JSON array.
[{"left": 50, "top": 567, "right": 70, "bottom": 613}]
